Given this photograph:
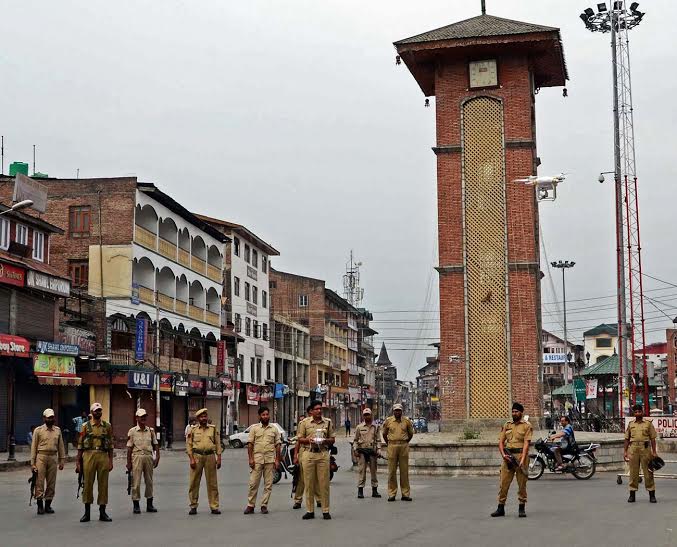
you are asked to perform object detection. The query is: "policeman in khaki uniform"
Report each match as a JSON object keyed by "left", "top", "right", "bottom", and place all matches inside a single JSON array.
[
  {"left": 624, "top": 403, "right": 658, "bottom": 503},
  {"left": 382, "top": 403, "right": 414, "bottom": 502},
  {"left": 30, "top": 408, "right": 65, "bottom": 515},
  {"left": 244, "top": 406, "right": 281, "bottom": 514},
  {"left": 352, "top": 408, "right": 382, "bottom": 499},
  {"left": 293, "top": 406, "right": 320, "bottom": 510},
  {"left": 187, "top": 408, "right": 222, "bottom": 515},
  {"left": 126, "top": 408, "right": 160, "bottom": 514},
  {"left": 296, "top": 400, "right": 335, "bottom": 520},
  {"left": 491, "top": 402, "right": 532, "bottom": 518},
  {"left": 77, "top": 402, "right": 114, "bottom": 522}
]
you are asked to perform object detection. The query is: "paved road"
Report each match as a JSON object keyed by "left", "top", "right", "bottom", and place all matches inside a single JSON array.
[{"left": 0, "top": 439, "right": 675, "bottom": 547}]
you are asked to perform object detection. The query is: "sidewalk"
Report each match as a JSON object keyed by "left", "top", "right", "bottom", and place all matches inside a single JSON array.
[{"left": 0, "top": 450, "right": 79, "bottom": 472}]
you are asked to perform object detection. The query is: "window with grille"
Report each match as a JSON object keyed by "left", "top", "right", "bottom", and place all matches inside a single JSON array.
[
  {"left": 69, "top": 206, "right": 91, "bottom": 238},
  {"left": 252, "top": 286, "right": 258, "bottom": 305},
  {"left": 253, "top": 320, "right": 260, "bottom": 338},
  {"left": 262, "top": 323, "right": 268, "bottom": 341},
  {"left": 234, "top": 313, "right": 242, "bottom": 332},
  {"left": 262, "top": 256, "right": 268, "bottom": 273},
  {"left": 245, "top": 282, "right": 250, "bottom": 302},
  {"left": 262, "top": 290, "right": 267, "bottom": 309},
  {"left": 234, "top": 237, "right": 240, "bottom": 257},
  {"left": 252, "top": 249, "right": 258, "bottom": 268},
  {"left": 245, "top": 317, "right": 251, "bottom": 336},
  {"left": 234, "top": 276, "right": 240, "bottom": 297},
  {"left": 245, "top": 244, "right": 250, "bottom": 263}
]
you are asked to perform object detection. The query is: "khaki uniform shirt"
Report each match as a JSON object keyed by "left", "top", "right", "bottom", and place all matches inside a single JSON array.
[
  {"left": 383, "top": 416, "right": 414, "bottom": 442},
  {"left": 248, "top": 423, "right": 281, "bottom": 464},
  {"left": 126, "top": 425, "right": 158, "bottom": 456},
  {"left": 78, "top": 421, "right": 113, "bottom": 451},
  {"left": 298, "top": 417, "right": 334, "bottom": 448},
  {"left": 31, "top": 425, "right": 65, "bottom": 466},
  {"left": 499, "top": 420, "right": 533, "bottom": 451},
  {"left": 625, "top": 419, "right": 657, "bottom": 444},
  {"left": 186, "top": 424, "right": 222, "bottom": 457},
  {"left": 353, "top": 422, "right": 381, "bottom": 450}
]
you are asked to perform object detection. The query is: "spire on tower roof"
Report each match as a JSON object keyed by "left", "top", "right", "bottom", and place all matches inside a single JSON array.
[{"left": 376, "top": 342, "right": 392, "bottom": 367}]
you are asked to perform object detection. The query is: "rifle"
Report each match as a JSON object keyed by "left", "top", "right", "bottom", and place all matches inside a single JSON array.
[
  {"left": 291, "top": 464, "right": 300, "bottom": 498},
  {"left": 76, "top": 455, "right": 84, "bottom": 499},
  {"left": 126, "top": 469, "right": 132, "bottom": 496},
  {"left": 502, "top": 450, "right": 525, "bottom": 475},
  {"left": 28, "top": 469, "right": 37, "bottom": 506},
  {"left": 356, "top": 447, "right": 386, "bottom": 464}
]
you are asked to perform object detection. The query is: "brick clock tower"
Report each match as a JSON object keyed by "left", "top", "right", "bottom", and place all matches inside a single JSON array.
[{"left": 395, "top": 10, "right": 567, "bottom": 427}]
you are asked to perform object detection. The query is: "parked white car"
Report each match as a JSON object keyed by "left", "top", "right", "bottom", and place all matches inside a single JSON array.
[{"left": 228, "top": 423, "right": 288, "bottom": 448}]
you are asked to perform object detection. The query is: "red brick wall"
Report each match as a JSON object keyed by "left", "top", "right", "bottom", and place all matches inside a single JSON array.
[{"left": 434, "top": 54, "right": 542, "bottom": 422}]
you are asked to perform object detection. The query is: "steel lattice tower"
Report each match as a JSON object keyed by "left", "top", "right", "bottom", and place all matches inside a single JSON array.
[{"left": 581, "top": 1, "right": 648, "bottom": 411}]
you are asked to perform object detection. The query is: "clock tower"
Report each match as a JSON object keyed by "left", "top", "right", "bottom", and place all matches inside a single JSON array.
[{"left": 395, "top": 12, "right": 567, "bottom": 427}]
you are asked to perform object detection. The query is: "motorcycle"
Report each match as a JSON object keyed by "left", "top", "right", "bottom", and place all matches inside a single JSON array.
[
  {"left": 272, "top": 439, "right": 338, "bottom": 484},
  {"left": 527, "top": 435, "right": 600, "bottom": 480}
]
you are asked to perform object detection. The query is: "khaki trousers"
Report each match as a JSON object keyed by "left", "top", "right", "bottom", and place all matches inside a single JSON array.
[
  {"left": 303, "top": 450, "right": 330, "bottom": 513},
  {"left": 189, "top": 454, "right": 219, "bottom": 509},
  {"left": 357, "top": 453, "right": 378, "bottom": 488},
  {"left": 294, "top": 459, "right": 320, "bottom": 503},
  {"left": 132, "top": 454, "right": 154, "bottom": 501},
  {"left": 498, "top": 459, "right": 527, "bottom": 504},
  {"left": 628, "top": 445, "right": 655, "bottom": 492},
  {"left": 82, "top": 451, "right": 109, "bottom": 505},
  {"left": 387, "top": 442, "right": 410, "bottom": 498},
  {"left": 247, "top": 462, "right": 274, "bottom": 507},
  {"left": 35, "top": 453, "right": 58, "bottom": 500}
]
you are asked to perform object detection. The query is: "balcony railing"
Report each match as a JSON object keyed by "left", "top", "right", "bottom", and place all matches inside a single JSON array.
[
  {"left": 135, "top": 225, "right": 157, "bottom": 250},
  {"left": 159, "top": 237, "right": 177, "bottom": 261},
  {"left": 157, "top": 292, "right": 175, "bottom": 311},
  {"left": 138, "top": 285, "right": 154, "bottom": 305},
  {"left": 189, "top": 305, "right": 204, "bottom": 321},
  {"left": 205, "top": 310, "right": 220, "bottom": 327},
  {"left": 191, "top": 256, "right": 207, "bottom": 275},
  {"left": 178, "top": 248, "right": 190, "bottom": 268},
  {"left": 206, "top": 264, "right": 221, "bottom": 282},
  {"left": 176, "top": 299, "right": 187, "bottom": 316}
]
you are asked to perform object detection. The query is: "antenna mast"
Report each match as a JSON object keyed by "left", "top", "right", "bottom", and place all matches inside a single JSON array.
[{"left": 343, "top": 250, "right": 364, "bottom": 307}]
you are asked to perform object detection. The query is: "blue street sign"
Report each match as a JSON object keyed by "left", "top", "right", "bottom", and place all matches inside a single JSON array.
[{"left": 135, "top": 318, "right": 146, "bottom": 361}]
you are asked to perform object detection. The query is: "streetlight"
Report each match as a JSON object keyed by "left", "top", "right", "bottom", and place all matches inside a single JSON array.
[
  {"left": 0, "top": 200, "right": 34, "bottom": 216},
  {"left": 551, "top": 261, "right": 575, "bottom": 395}
]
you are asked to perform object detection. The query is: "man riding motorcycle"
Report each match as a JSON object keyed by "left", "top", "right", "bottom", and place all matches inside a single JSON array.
[{"left": 548, "top": 416, "right": 575, "bottom": 472}]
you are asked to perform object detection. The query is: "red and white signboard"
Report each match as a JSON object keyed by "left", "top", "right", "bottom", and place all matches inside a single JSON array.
[
  {"left": 246, "top": 385, "right": 260, "bottom": 405},
  {"left": 0, "top": 334, "right": 30, "bottom": 357},
  {"left": 624, "top": 416, "right": 677, "bottom": 439},
  {"left": 0, "top": 263, "right": 25, "bottom": 287}
]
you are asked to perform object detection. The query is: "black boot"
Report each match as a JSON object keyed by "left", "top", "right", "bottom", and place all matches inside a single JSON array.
[
  {"left": 147, "top": 498, "right": 157, "bottom": 512},
  {"left": 44, "top": 500, "right": 54, "bottom": 514},
  {"left": 518, "top": 504, "right": 527, "bottom": 518},
  {"left": 37, "top": 499, "right": 45, "bottom": 515},
  {"left": 99, "top": 505, "right": 112, "bottom": 522},
  {"left": 372, "top": 487, "right": 382, "bottom": 498},
  {"left": 80, "top": 504, "right": 91, "bottom": 522},
  {"left": 490, "top": 504, "right": 505, "bottom": 517},
  {"left": 649, "top": 491, "right": 657, "bottom": 503},
  {"left": 628, "top": 491, "right": 636, "bottom": 503},
  {"left": 357, "top": 487, "right": 364, "bottom": 499},
  {"left": 133, "top": 500, "right": 141, "bottom": 514}
]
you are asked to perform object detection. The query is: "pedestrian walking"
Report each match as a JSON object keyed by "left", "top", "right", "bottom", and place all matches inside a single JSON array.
[
  {"left": 624, "top": 403, "right": 658, "bottom": 503},
  {"left": 126, "top": 408, "right": 160, "bottom": 514},
  {"left": 382, "top": 403, "right": 414, "bottom": 502},
  {"left": 76, "top": 402, "right": 114, "bottom": 522},
  {"left": 244, "top": 406, "right": 281, "bottom": 515},
  {"left": 72, "top": 411, "right": 87, "bottom": 448},
  {"left": 30, "top": 408, "right": 65, "bottom": 515},
  {"left": 185, "top": 417, "right": 196, "bottom": 440},
  {"left": 345, "top": 417, "right": 351, "bottom": 437},
  {"left": 293, "top": 406, "right": 320, "bottom": 510},
  {"left": 186, "top": 408, "right": 222, "bottom": 515},
  {"left": 353, "top": 408, "right": 381, "bottom": 499},
  {"left": 296, "top": 400, "right": 335, "bottom": 520},
  {"left": 491, "top": 402, "right": 532, "bottom": 518}
]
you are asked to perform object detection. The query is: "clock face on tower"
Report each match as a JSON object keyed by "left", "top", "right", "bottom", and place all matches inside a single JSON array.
[{"left": 468, "top": 59, "right": 498, "bottom": 89}]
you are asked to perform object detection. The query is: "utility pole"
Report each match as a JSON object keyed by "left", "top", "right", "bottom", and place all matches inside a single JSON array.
[
  {"left": 155, "top": 292, "right": 161, "bottom": 446},
  {"left": 551, "top": 261, "right": 575, "bottom": 404}
]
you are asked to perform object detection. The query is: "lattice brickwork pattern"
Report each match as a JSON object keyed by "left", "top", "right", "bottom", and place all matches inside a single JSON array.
[{"left": 462, "top": 97, "right": 509, "bottom": 418}]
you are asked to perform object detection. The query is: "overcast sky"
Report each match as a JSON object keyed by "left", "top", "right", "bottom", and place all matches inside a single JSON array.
[{"left": 1, "top": 1, "right": 675, "bottom": 380}]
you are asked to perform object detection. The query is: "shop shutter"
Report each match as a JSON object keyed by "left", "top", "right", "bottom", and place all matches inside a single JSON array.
[
  {"left": 16, "top": 292, "right": 55, "bottom": 340},
  {"left": 15, "top": 376, "right": 52, "bottom": 446},
  {"left": 0, "top": 368, "right": 7, "bottom": 450},
  {"left": 0, "top": 288, "right": 10, "bottom": 333},
  {"left": 205, "top": 398, "right": 222, "bottom": 435},
  {"left": 173, "top": 396, "right": 187, "bottom": 441},
  {"left": 111, "top": 386, "right": 135, "bottom": 447}
]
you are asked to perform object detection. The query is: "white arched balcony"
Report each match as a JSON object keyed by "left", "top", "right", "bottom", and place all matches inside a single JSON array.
[
  {"left": 156, "top": 266, "right": 176, "bottom": 311},
  {"left": 133, "top": 257, "right": 155, "bottom": 305},
  {"left": 205, "top": 287, "right": 221, "bottom": 327},
  {"left": 158, "top": 217, "right": 178, "bottom": 261},
  {"left": 134, "top": 204, "right": 159, "bottom": 250},
  {"left": 207, "top": 244, "right": 223, "bottom": 282},
  {"left": 189, "top": 280, "right": 206, "bottom": 321},
  {"left": 191, "top": 236, "right": 207, "bottom": 275}
]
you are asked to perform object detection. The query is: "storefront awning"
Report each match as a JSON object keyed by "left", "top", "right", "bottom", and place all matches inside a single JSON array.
[{"left": 37, "top": 376, "right": 82, "bottom": 386}]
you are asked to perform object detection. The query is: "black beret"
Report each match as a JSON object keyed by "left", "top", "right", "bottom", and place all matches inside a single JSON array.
[{"left": 512, "top": 402, "right": 524, "bottom": 412}]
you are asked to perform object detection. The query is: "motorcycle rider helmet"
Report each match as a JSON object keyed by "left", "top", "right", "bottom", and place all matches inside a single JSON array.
[{"left": 648, "top": 456, "right": 665, "bottom": 472}]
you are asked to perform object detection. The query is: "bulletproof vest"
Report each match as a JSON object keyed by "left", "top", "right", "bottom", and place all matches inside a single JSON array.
[{"left": 81, "top": 421, "right": 111, "bottom": 450}]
